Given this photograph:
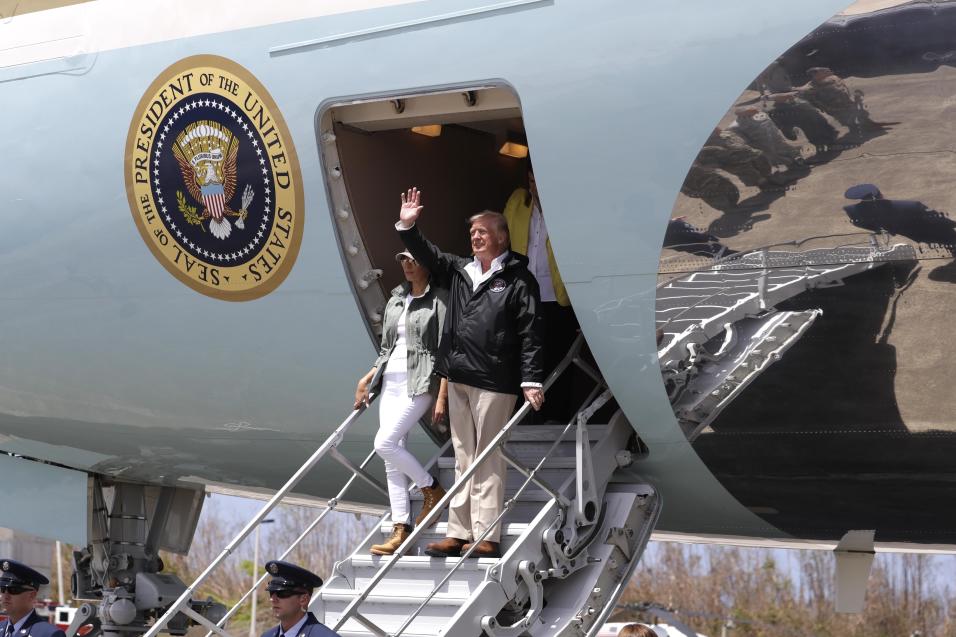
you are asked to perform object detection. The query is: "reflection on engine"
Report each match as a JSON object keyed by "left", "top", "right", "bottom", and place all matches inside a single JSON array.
[{"left": 656, "top": 0, "right": 956, "bottom": 543}]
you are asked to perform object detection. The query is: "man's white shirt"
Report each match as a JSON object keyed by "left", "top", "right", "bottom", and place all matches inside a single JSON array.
[
  {"left": 527, "top": 203, "right": 557, "bottom": 303},
  {"left": 464, "top": 251, "right": 509, "bottom": 292}
]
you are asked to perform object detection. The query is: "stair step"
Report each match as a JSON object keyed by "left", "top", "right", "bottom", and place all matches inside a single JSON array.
[
  {"left": 395, "top": 499, "right": 555, "bottom": 531},
  {"left": 506, "top": 423, "right": 608, "bottom": 441},
  {"left": 435, "top": 456, "right": 576, "bottom": 469},
  {"left": 363, "top": 521, "right": 530, "bottom": 556},
  {"left": 321, "top": 555, "right": 494, "bottom": 616},
  {"left": 380, "top": 521, "right": 530, "bottom": 537},
  {"left": 325, "top": 576, "right": 480, "bottom": 601},
  {"left": 415, "top": 480, "right": 558, "bottom": 502},
  {"left": 348, "top": 554, "right": 501, "bottom": 569},
  {"left": 321, "top": 588, "right": 470, "bottom": 605},
  {"left": 322, "top": 595, "right": 467, "bottom": 635},
  {"left": 432, "top": 469, "right": 566, "bottom": 499},
  {"left": 433, "top": 460, "right": 570, "bottom": 493}
]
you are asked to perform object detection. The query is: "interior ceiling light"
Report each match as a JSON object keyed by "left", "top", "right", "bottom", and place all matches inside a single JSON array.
[
  {"left": 499, "top": 130, "right": 529, "bottom": 158},
  {"left": 499, "top": 140, "right": 529, "bottom": 158},
  {"left": 411, "top": 124, "right": 442, "bottom": 137}
]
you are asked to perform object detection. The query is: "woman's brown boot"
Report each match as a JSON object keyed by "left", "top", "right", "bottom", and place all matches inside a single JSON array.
[
  {"left": 370, "top": 523, "right": 411, "bottom": 556},
  {"left": 415, "top": 480, "right": 446, "bottom": 528}
]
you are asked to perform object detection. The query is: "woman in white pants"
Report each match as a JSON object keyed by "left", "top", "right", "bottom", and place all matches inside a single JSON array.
[{"left": 354, "top": 250, "right": 448, "bottom": 555}]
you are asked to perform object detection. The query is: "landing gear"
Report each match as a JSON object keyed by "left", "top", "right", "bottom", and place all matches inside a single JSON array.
[{"left": 71, "top": 479, "right": 225, "bottom": 637}]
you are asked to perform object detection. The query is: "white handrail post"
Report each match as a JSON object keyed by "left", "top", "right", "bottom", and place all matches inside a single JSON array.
[{"left": 249, "top": 525, "right": 260, "bottom": 637}]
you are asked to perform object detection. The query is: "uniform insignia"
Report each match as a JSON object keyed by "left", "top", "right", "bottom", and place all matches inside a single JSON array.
[
  {"left": 125, "top": 55, "right": 304, "bottom": 301},
  {"left": 490, "top": 278, "right": 507, "bottom": 293},
  {"left": 1, "top": 561, "right": 8, "bottom": 571},
  {"left": 268, "top": 563, "right": 279, "bottom": 575}
]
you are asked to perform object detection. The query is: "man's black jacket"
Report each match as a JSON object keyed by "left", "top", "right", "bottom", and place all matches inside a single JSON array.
[{"left": 399, "top": 224, "right": 544, "bottom": 395}]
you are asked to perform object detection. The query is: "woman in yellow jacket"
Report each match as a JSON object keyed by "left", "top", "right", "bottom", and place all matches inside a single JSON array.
[
  {"left": 503, "top": 164, "right": 578, "bottom": 421},
  {"left": 502, "top": 167, "right": 569, "bottom": 307}
]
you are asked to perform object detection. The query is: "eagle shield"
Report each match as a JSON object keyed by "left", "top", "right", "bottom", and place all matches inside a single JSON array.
[{"left": 173, "top": 121, "right": 253, "bottom": 240}]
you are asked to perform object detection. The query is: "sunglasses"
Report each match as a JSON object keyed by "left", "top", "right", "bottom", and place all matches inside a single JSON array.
[
  {"left": 0, "top": 585, "right": 34, "bottom": 595},
  {"left": 268, "top": 590, "right": 303, "bottom": 599},
  {"left": 398, "top": 255, "right": 417, "bottom": 265}
]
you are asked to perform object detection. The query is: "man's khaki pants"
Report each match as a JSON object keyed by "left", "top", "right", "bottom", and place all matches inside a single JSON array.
[{"left": 445, "top": 382, "right": 518, "bottom": 543}]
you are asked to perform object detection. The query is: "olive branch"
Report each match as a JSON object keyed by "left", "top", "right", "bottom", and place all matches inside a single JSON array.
[{"left": 177, "top": 191, "right": 206, "bottom": 230}]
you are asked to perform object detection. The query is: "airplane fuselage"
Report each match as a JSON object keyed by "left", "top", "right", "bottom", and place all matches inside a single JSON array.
[{"left": 3, "top": 0, "right": 952, "bottom": 552}]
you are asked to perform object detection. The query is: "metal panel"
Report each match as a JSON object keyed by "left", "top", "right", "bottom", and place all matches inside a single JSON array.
[{"left": 0, "top": 454, "right": 87, "bottom": 545}]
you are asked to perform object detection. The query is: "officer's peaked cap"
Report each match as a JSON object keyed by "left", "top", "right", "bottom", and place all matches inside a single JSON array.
[
  {"left": 264, "top": 560, "right": 323, "bottom": 593},
  {"left": 0, "top": 559, "right": 48, "bottom": 589}
]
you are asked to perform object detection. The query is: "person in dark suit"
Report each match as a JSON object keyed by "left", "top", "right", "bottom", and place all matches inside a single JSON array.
[
  {"left": 260, "top": 561, "right": 338, "bottom": 637},
  {"left": 0, "top": 560, "right": 65, "bottom": 637}
]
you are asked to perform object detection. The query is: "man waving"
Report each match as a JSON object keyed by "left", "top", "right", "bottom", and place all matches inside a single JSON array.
[{"left": 395, "top": 187, "right": 544, "bottom": 558}]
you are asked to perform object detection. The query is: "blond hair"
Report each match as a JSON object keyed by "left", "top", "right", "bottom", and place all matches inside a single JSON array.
[{"left": 467, "top": 210, "right": 510, "bottom": 241}]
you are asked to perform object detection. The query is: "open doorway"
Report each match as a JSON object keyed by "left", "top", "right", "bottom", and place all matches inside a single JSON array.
[{"left": 317, "top": 84, "right": 595, "bottom": 426}]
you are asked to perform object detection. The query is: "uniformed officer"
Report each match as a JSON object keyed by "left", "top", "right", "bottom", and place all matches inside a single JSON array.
[
  {"left": 260, "top": 561, "right": 338, "bottom": 637},
  {"left": 0, "top": 560, "right": 65, "bottom": 637}
]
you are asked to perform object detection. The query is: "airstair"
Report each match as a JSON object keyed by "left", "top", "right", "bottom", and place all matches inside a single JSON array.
[
  {"left": 142, "top": 334, "right": 660, "bottom": 637},
  {"left": 657, "top": 237, "right": 917, "bottom": 439}
]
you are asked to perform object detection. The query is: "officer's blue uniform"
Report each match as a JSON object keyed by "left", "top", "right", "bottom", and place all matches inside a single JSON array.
[
  {"left": 259, "top": 613, "right": 337, "bottom": 637},
  {"left": 259, "top": 561, "right": 338, "bottom": 637},
  {"left": 0, "top": 559, "right": 65, "bottom": 637}
]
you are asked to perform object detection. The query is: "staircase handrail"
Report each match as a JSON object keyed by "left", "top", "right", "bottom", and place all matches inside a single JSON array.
[
  {"left": 143, "top": 395, "right": 382, "bottom": 637},
  {"left": 205, "top": 436, "right": 452, "bottom": 637},
  {"left": 331, "top": 333, "right": 591, "bottom": 634}
]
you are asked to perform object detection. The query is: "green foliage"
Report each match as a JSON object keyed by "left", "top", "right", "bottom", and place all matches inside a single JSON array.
[{"left": 177, "top": 190, "right": 205, "bottom": 228}]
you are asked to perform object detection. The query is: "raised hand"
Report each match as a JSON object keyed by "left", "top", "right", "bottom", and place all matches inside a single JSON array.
[{"left": 399, "top": 187, "right": 423, "bottom": 225}]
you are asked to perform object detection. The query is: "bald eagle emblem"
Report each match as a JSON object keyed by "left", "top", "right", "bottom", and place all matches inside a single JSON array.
[{"left": 173, "top": 120, "right": 254, "bottom": 240}]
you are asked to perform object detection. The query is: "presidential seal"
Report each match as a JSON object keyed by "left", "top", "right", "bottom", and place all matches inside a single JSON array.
[{"left": 125, "top": 55, "right": 304, "bottom": 301}]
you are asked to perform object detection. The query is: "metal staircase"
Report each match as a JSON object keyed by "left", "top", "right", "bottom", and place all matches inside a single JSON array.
[{"left": 142, "top": 335, "right": 660, "bottom": 637}]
